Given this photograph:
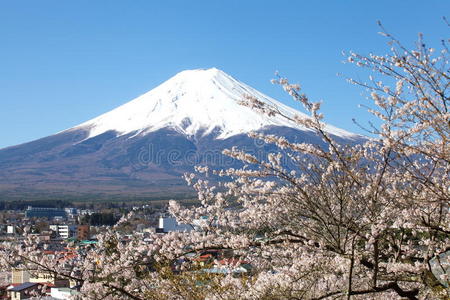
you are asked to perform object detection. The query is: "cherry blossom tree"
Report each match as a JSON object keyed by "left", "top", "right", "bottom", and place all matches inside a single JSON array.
[{"left": 1, "top": 23, "right": 448, "bottom": 299}]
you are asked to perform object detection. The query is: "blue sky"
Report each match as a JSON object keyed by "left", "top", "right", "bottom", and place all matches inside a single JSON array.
[{"left": 0, "top": 1, "right": 448, "bottom": 148}]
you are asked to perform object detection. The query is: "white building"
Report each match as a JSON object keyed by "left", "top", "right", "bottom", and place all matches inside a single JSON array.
[
  {"left": 6, "top": 225, "right": 16, "bottom": 234},
  {"left": 51, "top": 287, "right": 79, "bottom": 299},
  {"left": 158, "top": 216, "right": 193, "bottom": 233},
  {"left": 64, "top": 208, "right": 78, "bottom": 218},
  {"left": 49, "top": 225, "right": 77, "bottom": 239}
]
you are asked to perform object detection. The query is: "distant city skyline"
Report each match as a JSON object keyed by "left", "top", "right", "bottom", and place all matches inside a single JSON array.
[{"left": 0, "top": 0, "right": 448, "bottom": 148}]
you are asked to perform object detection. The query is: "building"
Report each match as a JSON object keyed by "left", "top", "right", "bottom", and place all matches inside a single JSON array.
[
  {"left": 12, "top": 269, "right": 69, "bottom": 285},
  {"left": 49, "top": 225, "right": 77, "bottom": 239},
  {"left": 48, "top": 224, "right": 89, "bottom": 240},
  {"left": 78, "top": 209, "right": 93, "bottom": 216},
  {"left": 50, "top": 287, "right": 79, "bottom": 299},
  {"left": 11, "top": 270, "right": 69, "bottom": 288},
  {"left": 11, "top": 270, "right": 30, "bottom": 284},
  {"left": 64, "top": 208, "right": 78, "bottom": 218},
  {"left": 76, "top": 225, "right": 90, "bottom": 240},
  {"left": 29, "top": 272, "right": 69, "bottom": 287},
  {"left": 25, "top": 207, "right": 67, "bottom": 220},
  {"left": 158, "top": 216, "right": 193, "bottom": 233},
  {"left": 6, "top": 225, "right": 16, "bottom": 234},
  {"left": 7, "top": 282, "right": 40, "bottom": 300}
]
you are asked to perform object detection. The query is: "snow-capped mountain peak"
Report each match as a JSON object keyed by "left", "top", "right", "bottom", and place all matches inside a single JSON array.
[
  {"left": 0, "top": 68, "right": 365, "bottom": 198},
  {"left": 74, "top": 68, "right": 356, "bottom": 140}
]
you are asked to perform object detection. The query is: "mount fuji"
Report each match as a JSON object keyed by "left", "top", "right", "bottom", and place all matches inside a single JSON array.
[{"left": 0, "top": 68, "right": 364, "bottom": 201}]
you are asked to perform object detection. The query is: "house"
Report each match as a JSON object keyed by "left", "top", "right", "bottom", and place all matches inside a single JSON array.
[
  {"left": 64, "top": 208, "right": 78, "bottom": 219},
  {"left": 11, "top": 270, "right": 30, "bottom": 284},
  {"left": 76, "top": 225, "right": 90, "bottom": 240},
  {"left": 7, "top": 282, "right": 41, "bottom": 300},
  {"left": 29, "top": 271, "right": 69, "bottom": 287},
  {"left": 157, "top": 216, "right": 193, "bottom": 233},
  {"left": 11, "top": 270, "right": 69, "bottom": 288},
  {"left": 0, "top": 285, "right": 10, "bottom": 299},
  {"left": 50, "top": 287, "right": 79, "bottom": 299},
  {"left": 49, "top": 225, "right": 77, "bottom": 239},
  {"left": 6, "top": 225, "right": 16, "bottom": 235}
]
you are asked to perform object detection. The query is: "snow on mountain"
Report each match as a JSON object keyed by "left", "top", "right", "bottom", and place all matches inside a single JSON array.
[
  {"left": 73, "top": 68, "right": 357, "bottom": 140},
  {"left": 0, "top": 68, "right": 365, "bottom": 200}
]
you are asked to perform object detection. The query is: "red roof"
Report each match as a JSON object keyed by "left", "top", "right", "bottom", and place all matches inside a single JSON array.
[{"left": 218, "top": 258, "right": 249, "bottom": 266}]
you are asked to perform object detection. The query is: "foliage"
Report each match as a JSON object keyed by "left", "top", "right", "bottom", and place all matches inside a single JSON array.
[
  {"left": 80, "top": 212, "right": 120, "bottom": 226},
  {"left": 0, "top": 200, "right": 73, "bottom": 210}
]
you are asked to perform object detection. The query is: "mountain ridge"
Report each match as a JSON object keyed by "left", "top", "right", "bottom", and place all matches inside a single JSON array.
[
  {"left": 0, "top": 68, "right": 365, "bottom": 200},
  {"left": 68, "top": 68, "right": 360, "bottom": 141}
]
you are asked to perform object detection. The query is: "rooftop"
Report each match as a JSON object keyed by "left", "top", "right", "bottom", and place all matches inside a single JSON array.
[{"left": 8, "top": 282, "right": 38, "bottom": 292}]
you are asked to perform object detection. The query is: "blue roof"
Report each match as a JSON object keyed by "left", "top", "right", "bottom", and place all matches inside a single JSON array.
[{"left": 9, "top": 282, "right": 38, "bottom": 291}]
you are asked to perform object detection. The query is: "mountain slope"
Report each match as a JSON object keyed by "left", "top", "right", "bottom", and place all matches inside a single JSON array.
[
  {"left": 72, "top": 68, "right": 356, "bottom": 140},
  {"left": 0, "top": 68, "right": 364, "bottom": 201}
]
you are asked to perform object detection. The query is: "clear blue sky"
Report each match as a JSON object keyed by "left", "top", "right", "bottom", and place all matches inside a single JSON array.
[{"left": 0, "top": 1, "right": 448, "bottom": 148}]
